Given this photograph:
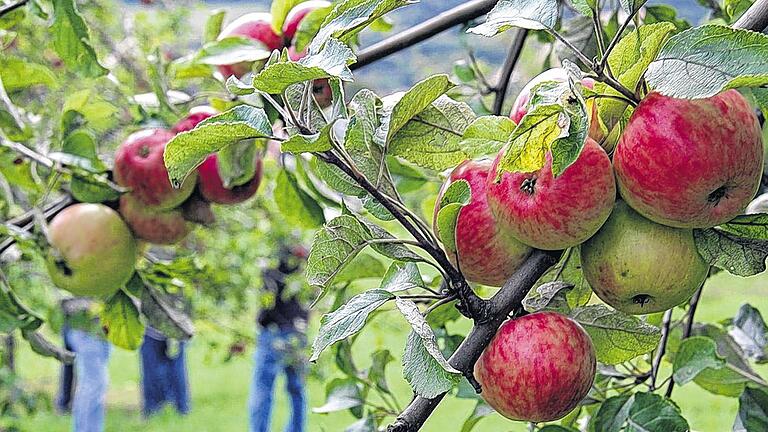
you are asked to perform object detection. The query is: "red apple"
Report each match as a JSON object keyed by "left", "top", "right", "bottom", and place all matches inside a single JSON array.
[
  {"left": 119, "top": 194, "right": 192, "bottom": 245},
  {"left": 475, "top": 311, "right": 596, "bottom": 422},
  {"left": 486, "top": 138, "right": 616, "bottom": 250},
  {"left": 217, "top": 12, "right": 283, "bottom": 78},
  {"left": 114, "top": 129, "right": 197, "bottom": 210},
  {"left": 614, "top": 90, "right": 763, "bottom": 229},
  {"left": 434, "top": 160, "right": 532, "bottom": 286},
  {"left": 172, "top": 106, "right": 218, "bottom": 133},
  {"left": 282, "top": 0, "right": 331, "bottom": 42},
  {"left": 46, "top": 204, "right": 138, "bottom": 297},
  {"left": 198, "top": 154, "right": 263, "bottom": 205},
  {"left": 511, "top": 68, "right": 603, "bottom": 141}
]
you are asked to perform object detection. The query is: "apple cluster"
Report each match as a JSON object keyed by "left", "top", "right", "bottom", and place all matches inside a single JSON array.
[{"left": 436, "top": 68, "right": 764, "bottom": 422}]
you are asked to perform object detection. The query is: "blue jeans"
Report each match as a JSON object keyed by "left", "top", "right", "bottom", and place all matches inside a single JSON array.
[
  {"left": 249, "top": 326, "right": 307, "bottom": 432},
  {"left": 140, "top": 331, "right": 190, "bottom": 417},
  {"left": 67, "top": 329, "right": 111, "bottom": 432}
]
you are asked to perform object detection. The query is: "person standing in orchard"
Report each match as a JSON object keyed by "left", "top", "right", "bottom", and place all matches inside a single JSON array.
[{"left": 249, "top": 242, "right": 310, "bottom": 432}]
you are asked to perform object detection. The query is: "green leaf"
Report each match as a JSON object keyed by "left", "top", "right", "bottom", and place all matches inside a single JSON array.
[
  {"left": 523, "top": 281, "right": 573, "bottom": 314},
  {"left": 570, "top": 0, "right": 596, "bottom": 17},
  {"left": 164, "top": 105, "right": 272, "bottom": 187},
  {"left": 0, "top": 76, "right": 30, "bottom": 141},
  {"left": 368, "top": 349, "right": 394, "bottom": 392},
  {"left": 435, "top": 179, "right": 471, "bottom": 253},
  {"left": 459, "top": 116, "right": 516, "bottom": 158},
  {"left": 195, "top": 36, "right": 271, "bottom": 66},
  {"left": 0, "top": 270, "right": 43, "bottom": 333},
  {"left": 275, "top": 169, "right": 325, "bottom": 229},
  {"left": 534, "top": 248, "right": 592, "bottom": 308},
  {"left": 282, "top": 123, "right": 334, "bottom": 153},
  {"left": 312, "top": 378, "right": 364, "bottom": 413},
  {"left": 50, "top": 0, "right": 107, "bottom": 78},
  {"left": 643, "top": 5, "right": 691, "bottom": 30},
  {"left": 271, "top": 0, "right": 303, "bottom": 34},
  {"left": 100, "top": 290, "right": 145, "bottom": 351},
  {"left": 647, "top": 25, "right": 768, "bottom": 99},
  {"left": 0, "top": 57, "right": 57, "bottom": 91},
  {"left": 396, "top": 298, "right": 460, "bottom": 375},
  {"left": 734, "top": 387, "right": 768, "bottom": 431},
  {"left": 139, "top": 282, "right": 195, "bottom": 341},
  {"left": 570, "top": 304, "right": 661, "bottom": 364},
  {"left": 388, "top": 95, "right": 477, "bottom": 170},
  {"left": 619, "top": 0, "right": 646, "bottom": 14},
  {"left": 595, "top": 22, "right": 675, "bottom": 129},
  {"left": 22, "top": 330, "right": 74, "bottom": 364},
  {"left": 308, "top": 0, "right": 414, "bottom": 53},
  {"left": 310, "top": 289, "right": 394, "bottom": 361},
  {"left": 251, "top": 39, "right": 356, "bottom": 94},
  {"left": 381, "top": 262, "right": 424, "bottom": 292},
  {"left": 460, "top": 401, "right": 495, "bottom": 432},
  {"left": 377, "top": 74, "right": 455, "bottom": 145},
  {"left": 467, "top": 0, "right": 559, "bottom": 36},
  {"left": 593, "top": 394, "right": 634, "bottom": 432},
  {"left": 311, "top": 157, "right": 364, "bottom": 196},
  {"left": 216, "top": 139, "right": 260, "bottom": 188},
  {"left": 730, "top": 303, "right": 768, "bottom": 363},
  {"left": 306, "top": 215, "right": 373, "bottom": 289},
  {"left": 360, "top": 220, "right": 423, "bottom": 262},
  {"left": 294, "top": 5, "right": 334, "bottom": 52},
  {"left": 694, "top": 220, "right": 768, "bottom": 277},
  {"left": 203, "top": 9, "right": 226, "bottom": 43},
  {"left": 334, "top": 252, "right": 386, "bottom": 283},
  {"left": 345, "top": 415, "right": 377, "bottom": 432},
  {"left": 627, "top": 393, "right": 689, "bottom": 432},
  {"left": 64, "top": 130, "right": 119, "bottom": 203},
  {"left": 402, "top": 330, "right": 461, "bottom": 399},
  {"left": 673, "top": 336, "right": 726, "bottom": 385}
]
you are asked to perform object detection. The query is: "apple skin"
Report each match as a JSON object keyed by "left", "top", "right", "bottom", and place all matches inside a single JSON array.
[
  {"left": 510, "top": 68, "right": 602, "bottom": 141},
  {"left": 114, "top": 129, "right": 197, "bottom": 210},
  {"left": 119, "top": 194, "right": 192, "bottom": 245},
  {"left": 198, "top": 154, "right": 264, "bottom": 205},
  {"left": 614, "top": 90, "right": 763, "bottom": 229},
  {"left": 434, "top": 160, "right": 532, "bottom": 287},
  {"left": 282, "top": 0, "right": 331, "bottom": 42},
  {"left": 475, "top": 311, "right": 596, "bottom": 422},
  {"left": 217, "top": 12, "right": 283, "bottom": 78},
  {"left": 46, "top": 204, "right": 138, "bottom": 297},
  {"left": 580, "top": 200, "right": 709, "bottom": 315},
  {"left": 486, "top": 138, "right": 616, "bottom": 250},
  {"left": 746, "top": 193, "right": 768, "bottom": 214},
  {"left": 172, "top": 106, "right": 218, "bottom": 134}
]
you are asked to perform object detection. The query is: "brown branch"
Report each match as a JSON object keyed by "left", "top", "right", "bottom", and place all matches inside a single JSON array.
[
  {"left": 665, "top": 285, "right": 704, "bottom": 398},
  {"left": 351, "top": 0, "right": 497, "bottom": 70},
  {"left": 492, "top": 29, "right": 529, "bottom": 116},
  {"left": 735, "top": 0, "right": 768, "bottom": 30}
]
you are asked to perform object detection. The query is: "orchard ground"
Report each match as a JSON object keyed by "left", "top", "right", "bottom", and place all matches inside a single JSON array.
[{"left": 16, "top": 270, "right": 768, "bottom": 432}]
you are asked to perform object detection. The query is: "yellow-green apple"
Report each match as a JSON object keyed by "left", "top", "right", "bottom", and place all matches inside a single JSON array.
[
  {"left": 511, "top": 68, "right": 603, "bottom": 141},
  {"left": 580, "top": 200, "right": 709, "bottom": 314},
  {"left": 614, "top": 90, "right": 763, "bottom": 229},
  {"left": 217, "top": 12, "right": 283, "bottom": 78},
  {"left": 46, "top": 203, "right": 137, "bottom": 297},
  {"left": 114, "top": 129, "right": 197, "bottom": 210},
  {"left": 119, "top": 194, "right": 192, "bottom": 245},
  {"left": 434, "top": 160, "right": 532, "bottom": 286},
  {"left": 282, "top": 0, "right": 331, "bottom": 42},
  {"left": 172, "top": 106, "right": 218, "bottom": 134},
  {"left": 746, "top": 193, "right": 768, "bottom": 214},
  {"left": 486, "top": 138, "right": 616, "bottom": 250},
  {"left": 475, "top": 311, "right": 596, "bottom": 422}
]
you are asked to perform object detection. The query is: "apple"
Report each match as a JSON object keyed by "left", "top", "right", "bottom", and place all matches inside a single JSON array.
[
  {"left": 614, "top": 90, "right": 763, "bottom": 229},
  {"left": 486, "top": 138, "right": 616, "bottom": 250},
  {"left": 46, "top": 203, "right": 137, "bottom": 297},
  {"left": 434, "top": 160, "right": 532, "bottom": 287},
  {"left": 198, "top": 154, "right": 263, "bottom": 205},
  {"left": 746, "top": 193, "right": 768, "bottom": 214},
  {"left": 580, "top": 200, "right": 709, "bottom": 315},
  {"left": 282, "top": 0, "right": 331, "bottom": 42},
  {"left": 510, "top": 68, "right": 603, "bottom": 141},
  {"left": 172, "top": 106, "right": 218, "bottom": 134},
  {"left": 475, "top": 311, "right": 596, "bottom": 422},
  {"left": 217, "top": 12, "right": 283, "bottom": 78},
  {"left": 119, "top": 194, "right": 192, "bottom": 245},
  {"left": 114, "top": 129, "right": 197, "bottom": 210}
]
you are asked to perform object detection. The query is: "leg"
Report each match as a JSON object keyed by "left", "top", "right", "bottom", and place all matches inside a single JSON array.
[
  {"left": 168, "top": 340, "right": 190, "bottom": 415},
  {"left": 282, "top": 330, "right": 307, "bottom": 432},
  {"left": 56, "top": 326, "right": 75, "bottom": 413},
  {"left": 249, "top": 328, "right": 281, "bottom": 432},
  {"left": 69, "top": 330, "right": 110, "bottom": 432},
  {"left": 140, "top": 334, "right": 168, "bottom": 417}
]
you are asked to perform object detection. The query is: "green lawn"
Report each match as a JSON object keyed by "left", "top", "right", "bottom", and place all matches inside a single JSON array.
[{"left": 13, "top": 269, "right": 768, "bottom": 432}]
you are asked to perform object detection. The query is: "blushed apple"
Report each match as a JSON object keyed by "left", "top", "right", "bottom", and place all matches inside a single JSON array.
[{"left": 217, "top": 12, "right": 283, "bottom": 78}]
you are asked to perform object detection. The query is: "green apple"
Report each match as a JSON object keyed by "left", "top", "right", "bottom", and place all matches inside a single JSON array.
[
  {"left": 46, "top": 203, "right": 138, "bottom": 297},
  {"left": 580, "top": 201, "right": 709, "bottom": 314}
]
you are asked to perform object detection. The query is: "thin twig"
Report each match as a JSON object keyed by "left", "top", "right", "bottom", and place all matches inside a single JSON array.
[
  {"left": 649, "top": 309, "right": 673, "bottom": 390},
  {"left": 492, "top": 29, "right": 528, "bottom": 116},
  {"left": 665, "top": 285, "right": 705, "bottom": 398}
]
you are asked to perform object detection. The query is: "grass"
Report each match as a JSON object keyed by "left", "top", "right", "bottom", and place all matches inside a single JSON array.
[{"left": 12, "top": 269, "right": 768, "bottom": 432}]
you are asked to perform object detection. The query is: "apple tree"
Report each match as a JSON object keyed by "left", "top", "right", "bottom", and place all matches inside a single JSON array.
[{"left": 2, "top": 0, "right": 768, "bottom": 431}]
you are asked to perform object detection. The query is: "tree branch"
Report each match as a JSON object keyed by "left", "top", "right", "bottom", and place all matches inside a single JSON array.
[
  {"left": 0, "top": 0, "right": 28, "bottom": 19},
  {"left": 665, "top": 285, "right": 704, "bottom": 398},
  {"left": 492, "top": 29, "right": 529, "bottom": 116},
  {"left": 352, "top": 0, "right": 498, "bottom": 70},
  {"left": 735, "top": 0, "right": 768, "bottom": 31},
  {"left": 649, "top": 309, "right": 673, "bottom": 391},
  {"left": 386, "top": 250, "right": 561, "bottom": 432}
]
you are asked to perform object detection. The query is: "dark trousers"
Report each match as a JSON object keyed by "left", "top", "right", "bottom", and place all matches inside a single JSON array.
[{"left": 139, "top": 333, "right": 190, "bottom": 417}]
